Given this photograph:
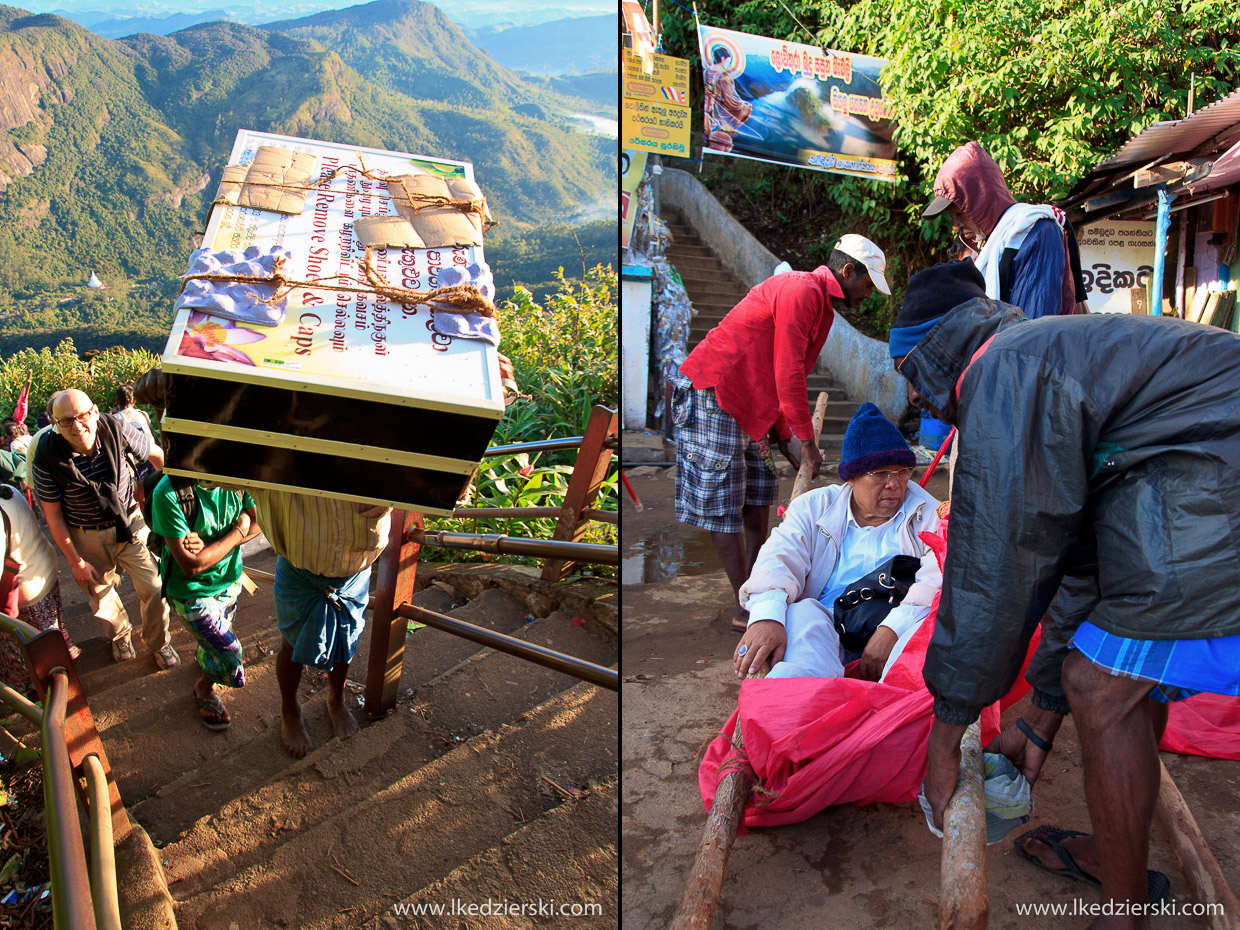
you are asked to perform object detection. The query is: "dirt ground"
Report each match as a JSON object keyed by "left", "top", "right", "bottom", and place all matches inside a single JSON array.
[{"left": 621, "top": 460, "right": 1240, "bottom": 930}]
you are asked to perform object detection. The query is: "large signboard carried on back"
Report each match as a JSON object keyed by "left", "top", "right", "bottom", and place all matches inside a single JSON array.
[{"left": 697, "top": 24, "right": 897, "bottom": 182}]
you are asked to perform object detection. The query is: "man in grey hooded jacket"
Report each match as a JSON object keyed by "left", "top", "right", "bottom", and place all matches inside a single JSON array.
[{"left": 892, "top": 260, "right": 1240, "bottom": 925}]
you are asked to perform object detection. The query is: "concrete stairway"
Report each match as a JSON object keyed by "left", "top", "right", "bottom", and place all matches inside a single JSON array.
[
  {"left": 73, "top": 547, "right": 617, "bottom": 929},
  {"left": 662, "top": 208, "right": 862, "bottom": 464}
]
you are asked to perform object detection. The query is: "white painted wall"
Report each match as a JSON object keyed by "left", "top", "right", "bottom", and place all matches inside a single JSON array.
[{"left": 622, "top": 268, "right": 654, "bottom": 430}]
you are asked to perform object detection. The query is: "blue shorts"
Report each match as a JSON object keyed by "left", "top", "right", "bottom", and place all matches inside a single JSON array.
[
  {"left": 1071, "top": 620, "right": 1240, "bottom": 703},
  {"left": 670, "top": 369, "right": 777, "bottom": 533},
  {"left": 273, "top": 557, "right": 371, "bottom": 671}
]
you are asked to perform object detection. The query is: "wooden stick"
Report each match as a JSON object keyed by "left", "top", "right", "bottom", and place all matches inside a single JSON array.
[
  {"left": 670, "top": 392, "right": 829, "bottom": 930},
  {"left": 669, "top": 729, "right": 753, "bottom": 930},
  {"left": 938, "top": 721, "right": 989, "bottom": 929},
  {"left": 1155, "top": 759, "right": 1240, "bottom": 930},
  {"left": 789, "top": 392, "right": 830, "bottom": 501}
]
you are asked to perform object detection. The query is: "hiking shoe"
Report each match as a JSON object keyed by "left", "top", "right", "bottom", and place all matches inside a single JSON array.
[
  {"left": 112, "top": 637, "right": 136, "bottom": 663},
  {"left": 154, "top": 643, "right": 181, "bottom": 670}
]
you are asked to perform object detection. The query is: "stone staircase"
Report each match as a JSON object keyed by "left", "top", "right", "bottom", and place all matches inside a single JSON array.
[
  {"left": 64, "top": 546, "right": 617, "bottom": 929},
  {"left": 662, "top": 208, "right": 862, "bottom": 465}
]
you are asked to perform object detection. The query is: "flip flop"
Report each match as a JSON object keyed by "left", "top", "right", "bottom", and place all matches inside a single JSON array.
[
  {"left": 1013, "top": 825, "right": 1171, "bottom": 903},
  {"left": 731, "top": 616, "right": 748, "bottom": 633},
  {"left": 192, "top": 689, "right": 232, "bottom": 732}
]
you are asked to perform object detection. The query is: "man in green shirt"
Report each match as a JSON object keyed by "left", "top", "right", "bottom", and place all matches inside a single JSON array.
[{"left": 151, "top": 477, "right": 260, "bottom": 730}]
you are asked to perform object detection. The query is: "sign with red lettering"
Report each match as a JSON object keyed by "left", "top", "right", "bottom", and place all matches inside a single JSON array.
[{"left": 698, "top": 24, "right": 897, "bottom": 181}]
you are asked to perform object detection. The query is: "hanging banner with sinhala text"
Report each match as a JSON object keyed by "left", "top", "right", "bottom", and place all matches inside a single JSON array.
[{"left": 697, "top": 24, "right": 897, "bottom": 182}]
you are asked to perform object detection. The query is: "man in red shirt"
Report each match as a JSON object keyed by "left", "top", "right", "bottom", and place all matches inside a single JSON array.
[{"left": 671, "top": 235, "right": 889, "bottom": 630}]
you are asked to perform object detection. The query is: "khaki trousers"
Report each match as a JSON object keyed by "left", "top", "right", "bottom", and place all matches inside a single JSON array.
[{"left": 68, "top": 513, "right": 171, "bottom": 653}]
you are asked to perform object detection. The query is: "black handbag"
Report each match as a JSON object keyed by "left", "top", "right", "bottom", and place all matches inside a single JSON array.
[{"left": 832, "top": 554, "right": 921, "bottom": 657}]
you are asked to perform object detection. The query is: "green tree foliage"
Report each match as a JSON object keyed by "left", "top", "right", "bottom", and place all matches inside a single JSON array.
[
  {"left": 659, "top": 0, "right": 1240, "bottom": 331},
  {"left": 425, "top": 264, "right": 618, "bottom": 569},
  {"left": 0, "top": 339, "right": 161, "bottom": 428},
  {"left": 486, "top": 219, "right": 617, "bottom": 303},
  {"left": 0, "top": 6, "right": 611, "bottom": 351}
]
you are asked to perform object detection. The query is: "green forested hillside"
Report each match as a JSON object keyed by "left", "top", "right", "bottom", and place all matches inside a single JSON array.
[{"left": 0, "top": 0, "right": 615, "bottom": 356}]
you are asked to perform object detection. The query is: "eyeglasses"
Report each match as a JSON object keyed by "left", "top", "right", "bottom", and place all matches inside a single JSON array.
[
  {"left": 55, "top": 407, "right": 97, "bottom": 429},
  {"left": 864, "top": 467, "right": 913, "bottom": 485}
]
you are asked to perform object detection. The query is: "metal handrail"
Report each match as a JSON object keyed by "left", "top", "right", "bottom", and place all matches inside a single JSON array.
[
  {"left": 484, "top": 437, "right": 584, "bottom": 456},
  {"left": 400, "top": 604, "right": 618, "bottom": 692},
  {"left": 0, "top": 681, "right": 44, "bottom": 726},
  {"left": 41, "top": 668, "right": 97, "bottom": 930},
  {"left": 0, "top": 611, "right": 43, "bottom": 646},
  {"left": 414, "top": 530, "right": 618, "bottom": 565},
  {"left": 452, "top": 506, "right": 618, "bottom": 525},
  {"left": 240, "top": 567, "right": 617, "bottom": 692},
  {"left": 82, "top": 755, "right": 122, "bottom": 930},
  {"left": 1, "top": 615, "right": 124, "bottom": 929}
]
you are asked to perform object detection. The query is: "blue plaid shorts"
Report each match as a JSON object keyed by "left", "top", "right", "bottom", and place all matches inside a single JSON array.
[
  {"left": 1071, "top": 620, "right": 1240, "bottom": 704},
  {"left": 670, "top": 369, "right": 777, "bottom": 533}
]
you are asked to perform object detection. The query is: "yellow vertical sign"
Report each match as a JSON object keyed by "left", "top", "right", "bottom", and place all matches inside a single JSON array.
[{"left": 622, "top": 49, "right": 691, "bottom": 156}]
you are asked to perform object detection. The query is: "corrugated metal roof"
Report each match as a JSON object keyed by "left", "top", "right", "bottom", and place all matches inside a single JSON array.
[
  {"left": 1191, "top": 137, "right": 1240, "bottom": 194},
  {"left": 1093, "top": 85, "right": 1240, "bottom": 171}
]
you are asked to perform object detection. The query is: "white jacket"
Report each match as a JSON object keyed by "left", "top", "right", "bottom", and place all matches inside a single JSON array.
[{"left": 740, "top": 482, "right": 942, "bottom": 639}]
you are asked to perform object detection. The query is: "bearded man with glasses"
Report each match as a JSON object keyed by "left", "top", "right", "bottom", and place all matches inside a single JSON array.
[
  {"left": 733, "top": 403, "right": 941, "bottom": 682},
  {"left": 32, "top": 388, "right": 178, "bottom": 668}
]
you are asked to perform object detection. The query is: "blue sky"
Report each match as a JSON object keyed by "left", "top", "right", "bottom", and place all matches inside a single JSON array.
[{"left": 29, "top": 0, "right": 615, "bottom": 28}]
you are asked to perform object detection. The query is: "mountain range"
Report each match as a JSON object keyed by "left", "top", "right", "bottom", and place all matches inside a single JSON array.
[
  {"left": 468, "top": 13, "right": 615, "bottom": 76},
  {"left": 43, "top": 1, "right": 613, "bottom": 32},
  {"left": 0, "top": 0, "right": 615, "bottom": 352}
]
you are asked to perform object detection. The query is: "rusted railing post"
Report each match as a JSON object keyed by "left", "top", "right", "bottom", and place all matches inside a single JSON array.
[
  {"left": 364, "top": 510, "right": 422, "bottom": 718},
  {"left": 25, "top": 627, "right": 130, "bottom": 844},
  {"left": 541, "top": 405, "right": 617, "bottom": 582}
]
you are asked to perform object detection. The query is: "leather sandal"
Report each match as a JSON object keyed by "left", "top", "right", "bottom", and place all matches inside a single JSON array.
[{"left": 192, "top": 689, "right": 231, "bottom": 731}]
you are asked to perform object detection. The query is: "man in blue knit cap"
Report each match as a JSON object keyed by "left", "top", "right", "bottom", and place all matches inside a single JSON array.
[{"left": 732, "top": 403, "right": 941, "bottom": 682}]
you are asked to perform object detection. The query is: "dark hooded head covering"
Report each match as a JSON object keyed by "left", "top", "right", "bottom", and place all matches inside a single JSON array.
[
  {"left": 922, "top": 142, "right": 1016, "bottom": 236},
  {"left": 888, "top": 260, "right": 988, "bottom": 357}
]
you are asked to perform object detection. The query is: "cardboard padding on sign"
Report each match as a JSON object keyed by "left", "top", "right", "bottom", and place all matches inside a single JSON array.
[
  {"left": 354, "top": 214, "right": 426, "bottom": 249},
  {"left": 387, "top": 174, "right": 488, "bottom": 247},
  {"left": 215, "top": 145, "right": 318, "bottom": 215}
]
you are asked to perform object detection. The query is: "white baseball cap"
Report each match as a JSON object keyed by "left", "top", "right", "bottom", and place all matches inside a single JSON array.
[{"left": 834, "top": 234, "right": 890, "bottom": 295}]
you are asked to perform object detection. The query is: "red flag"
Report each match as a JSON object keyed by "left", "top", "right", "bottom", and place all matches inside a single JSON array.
[{"left": 12, "top": 372, "right": 30, "bottom": 425}]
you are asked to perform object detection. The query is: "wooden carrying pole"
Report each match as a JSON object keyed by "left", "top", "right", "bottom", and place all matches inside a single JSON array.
[
  {"left": 670, "top": 392, "right": 828, "bottom": 930},
  {"left": 791, "top": 392, "right": 831, "bottom": 499},
  {"left": 1155, "top": 759, "right": 1240, "bottom": 930},
  {"left": 938, "top": 721, "right": 989, "bottom": 930}
]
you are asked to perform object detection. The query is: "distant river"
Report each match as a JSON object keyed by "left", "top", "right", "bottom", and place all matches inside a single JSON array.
[{"left": 571, "top": 113, "right": 618, "bottom": 136}]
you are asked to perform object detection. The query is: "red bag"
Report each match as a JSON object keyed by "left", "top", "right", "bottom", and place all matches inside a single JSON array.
[
  {"left": 700, "top": 511, "right": 1240, "bottom": 831},
  {"left": 699, "top": 516, "right": 1037, "bottom": 830}
]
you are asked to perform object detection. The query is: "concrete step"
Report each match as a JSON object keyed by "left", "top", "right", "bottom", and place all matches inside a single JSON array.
[
  {"left": 363, "top": 777, "right": 618, "bottom": 929},
  {"left": 664, "top": 242, "right": 714, "bottom": 259},
  {"left": 687, "top": 299, "right": 735, "bottom": 314},
  {"left": 131, "top": 588, "right": 611, "bottom": 844},
  {"left": 677, "top": 279, "right": 746, "bottom": 301},
  {"left": 665, "top": 254, "right": 721, "bottom": 274},
  {"left": 168, "top": 682, "right": 618, "bottom": 930},
  {"left": 88, "top": 575, "right": 479, "bottom": 811}
]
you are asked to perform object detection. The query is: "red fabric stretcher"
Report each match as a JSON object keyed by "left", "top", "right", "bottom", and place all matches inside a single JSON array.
[{"left": 700, "top": 521, "right": 1240, "bottom": 831}]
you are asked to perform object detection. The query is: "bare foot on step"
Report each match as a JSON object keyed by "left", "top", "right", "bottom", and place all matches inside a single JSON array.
[
  {"left": 327, "top": 697, "right": 361, "bottom": 741},
  {"left": 281, "top": 710, "right": 313, "bottom": 758}
]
